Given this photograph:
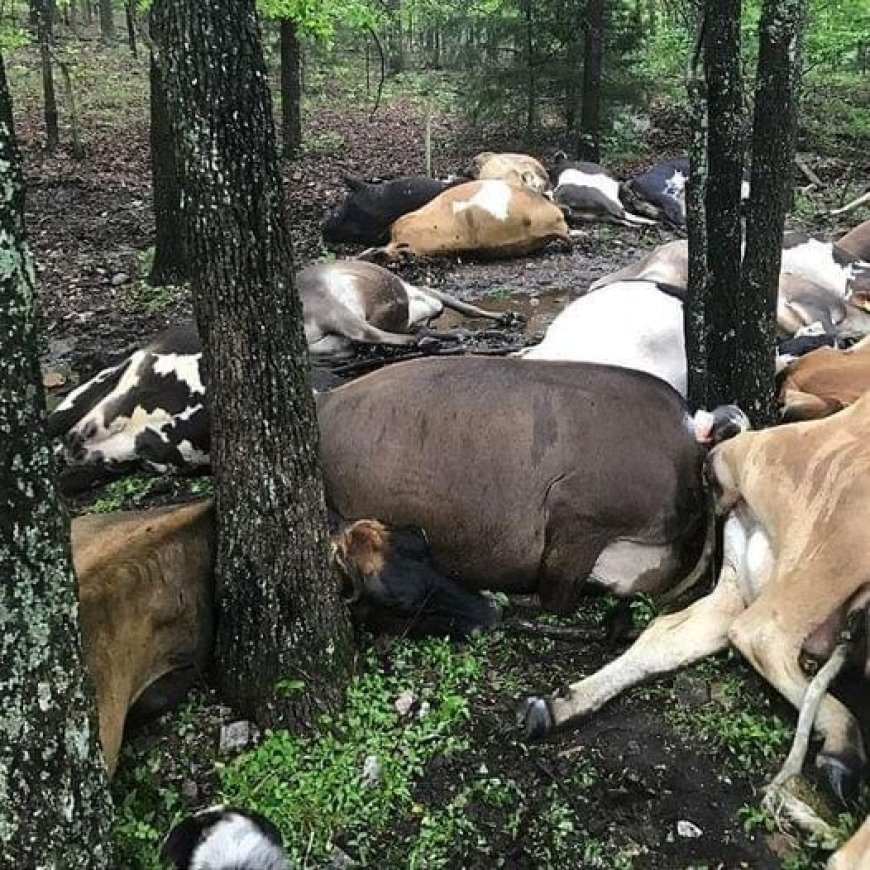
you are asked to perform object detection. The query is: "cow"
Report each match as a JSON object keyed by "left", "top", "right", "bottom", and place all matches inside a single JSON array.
[
  {"left": 549, "top": 155, "right": 657, "bottom": 226},
  {"left": 317, "top": 356, "right": 749, "bottom": 615},
  {"left": 163, "top": 807, "right": 290, "bottom": 870},
  {"left": 619, "top": 157, "right": 751, "bottom": 227},
  {"left": 468, "top": 151, "right": 550, "bottom": 195},
  {"left": 590, "top": 236, "right": 870, "bottom": 337},
  {"left": 779, "top": 335, "right": 870, "bottom": 421},
  {"left": 516, "top": 280, "right": 688, "bottom": 396},
  {"left": 837, "top": 219, "right": 870, "bottom": 262},
  {"left": 322, "top": 175, "right": 458, "bottom": 246},
  {"left": 360, "top": 180, "right": 572, "bottom": 262},
  {"left": 828, "top": 816, "right": 870, "bottom": 869},
  {"left": 49, "top": 260, "right": 507, "bottom": 474},
  {"left": 522, "top": 397, "right": 870, "bottom": 802},
  {"left": 73, "top": 498, "right": 215, "bottom": 774}
]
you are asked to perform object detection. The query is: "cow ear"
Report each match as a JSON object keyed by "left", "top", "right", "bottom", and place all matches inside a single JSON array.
[
  {"left": 552, "top": 150, "right": 568, "bottom": 164},
  {"left": 342, "top": 174, "right": 366, "bottom": 192}
]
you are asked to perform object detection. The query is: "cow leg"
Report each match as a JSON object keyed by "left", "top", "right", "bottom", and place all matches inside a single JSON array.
[
  {"left": 321, "top": 310, "right": 419, "bottom": 347},
  {"left": 423, "top": 288, "right": 510, "bottom": 323},
  {"left": 781, "top": 391, "right": 842, "bottom": 422},
  {"left": 522, "top": 566, "right": 745, "bottom": 737},
  {"left": 728, "top": 594, "right": 867, "bottom": 804}
]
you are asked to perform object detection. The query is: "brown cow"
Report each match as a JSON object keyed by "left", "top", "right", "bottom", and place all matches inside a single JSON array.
[
  {"left": 838, "top": 219, "right": 870, "bottom": 262},
  {"left": 780, "top": 335, "right": 870, "bottom": 420},
  {"left": 829, "top": 816, "right": 870, "bottom": 869},
  {"left": 523, "top": 396, "right": 870, "bottom": 802},
  {"left": 469, "top": 151, "right": 550, "bottom": 194},
  {"left": 73, "top": 499, "right": 214, "bottom": 774},
  {"left": 362, "top": 180, "right": 571, "bottom": 262}
]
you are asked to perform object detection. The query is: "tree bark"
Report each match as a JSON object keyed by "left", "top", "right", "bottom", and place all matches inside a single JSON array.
[
  {"left": 701, "top": 0, "right": 744, "bottom": 407},
  {"left": 0, "top": 53, "right": 114, "bottom": 866},
  {"left": 739, "top": 0, "right": 807, "bottom": 425},
  {"left": 98, "top": 0, "right": 113, "bottom": 41},
  {"left": 280, "top": 19, "right": 302, "bottom": 159},
  {"left": 524, "top": 0, "right": 536, "bottom": 139},
  {"left": 148, "top": 50, "right": 187, "bottom": 286},
  {"left": 34, "top": 0, "right": 58, "bottom": 152},
  {"left": 151, "top": 0, "right": 354, "bottom": 729},
  {"left": 579, "top": 0, "right": 605, "bottom": 161},
  {"left": 124, "top": 0, "right": 137, "bottom": 57}
]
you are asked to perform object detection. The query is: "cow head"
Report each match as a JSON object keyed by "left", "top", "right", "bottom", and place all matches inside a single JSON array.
[
  {"left": 322, "top": 175, "right": 388, "bottom": 245},
  {"left": 331, "top": 519, "right": 502, "bottom": 639}
]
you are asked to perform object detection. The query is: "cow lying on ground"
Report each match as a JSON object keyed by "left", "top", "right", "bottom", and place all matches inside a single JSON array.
[
  {"left": 522, "top": 397, "right": 870, "bottom": 801},
  {"left": 322, "top": 175, "right": 459, "bottom": 245},
  {"left": 468, "top": 151, "right": 550, "bottom": 194},
  {"left": 73, "top": 498, "right": 215, "bottom": 774},
  {"left": 49, "top": 260, "right": 507, "bottom": 473},
  {"left": 360, "top": 180, "right": 571, "bottom": 262},
  {"left": 779, "top": 335, "right": 870, "bottom": 421},
  {"left": 75, "top": 498, "right": 502, "bottom": 770},
  {"left": 549, "top": 155, "right": 656, "bottom": 227},
  {"left": 837, "top": 219, "right": 870, "bottom": 261},
  {"left": 317, "top": 357, "right": 748, "bottom": 613},
  {"left": 590, "top": 235, "right": 870, "bottom": 338}
]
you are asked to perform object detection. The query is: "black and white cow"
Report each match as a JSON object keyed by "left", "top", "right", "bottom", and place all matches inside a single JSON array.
[
  {"left": 549, "top": 154, "right": 656, "bottom": 226},
  {"left": 49, "top": 260, "right": 506, "bottom": 474},
  {"left": 322, "top": 175, "right": 459, "bottom": 245}
]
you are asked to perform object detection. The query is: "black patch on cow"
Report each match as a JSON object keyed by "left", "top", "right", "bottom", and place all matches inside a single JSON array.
[
  {"left": 46, "top": 361, "right": 127, "bottom": 438},
  {"left": 782, "top": 230, "right": 810, "bottom": 250},
  {"left": 555, "top": 183, "right": 623, "bottom": 221},
  {"left": 147, "top": 320, "right": 203, "bottom": 355},
  {"left": 625, "top": 158, "right": 690, "bottom": 227}
]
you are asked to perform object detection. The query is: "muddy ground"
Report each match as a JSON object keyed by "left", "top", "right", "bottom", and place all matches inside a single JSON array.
[{"left": 9, "top": 37, "right": 869, "bottom": 869}]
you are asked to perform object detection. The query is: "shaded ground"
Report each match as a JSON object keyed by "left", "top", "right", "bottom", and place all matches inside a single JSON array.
[{"left": 7, "top": 37, "right": 869, "bottom": 869}]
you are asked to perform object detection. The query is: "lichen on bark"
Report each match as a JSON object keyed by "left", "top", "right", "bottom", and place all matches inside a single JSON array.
[{"left": 0, "top": 53, "right": 113, "bottom": 867}]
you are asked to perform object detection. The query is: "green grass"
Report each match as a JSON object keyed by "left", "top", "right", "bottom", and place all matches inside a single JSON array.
[{"left": 83, "top": 475, "right": 160, "bottom": 514}]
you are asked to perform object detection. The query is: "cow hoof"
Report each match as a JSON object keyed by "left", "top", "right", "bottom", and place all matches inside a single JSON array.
[
  {"left": 520, "top": 696, "right": 553, "bottom": 739},
  {"left": 817, "top": 753, "right": 862, "bottom": 806},
  {"left": 415, "top": 335, "right": 442, "bottom": 354}
]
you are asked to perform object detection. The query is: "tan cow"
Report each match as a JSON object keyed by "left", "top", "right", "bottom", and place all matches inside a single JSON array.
[
  {"left": 780, "top": 335, "right": 870, "bottom": 420},
  {"left": 469, "top": 151, "right": 550, "bottom": 194},
  {"left": 362, "top": 180, "right": 571, "bottom": 262},
  {"left": 829, "top": 816, "right": 870, "bottom": 869},
  {"left": 523, "top": 396, "right": 870, "bottom": 802},
  {"left": 838, "top": 219, "right": 870, "bottom": 262},
  {"left": 73, "top": 499, "right": 214, "bottom": 774}
]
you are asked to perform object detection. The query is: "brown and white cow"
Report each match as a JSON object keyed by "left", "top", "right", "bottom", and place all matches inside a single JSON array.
[
  {"left": 523, "top": 396, "right": 870, "bottom": 801},
  {"left": 73, "top": 499, "right": 215, "bottom": 774},
  {"left": 838, "top": 219, "right": 870, "bottom": 262},
  {"left": 779, "top": 335, "right": 870, "bottom": 421},
  {"left": 829, "top": 816, "right": 870, "bottom": 869},
  {"left": 362, "top": 180, "right": 571, "bottom": 262},
  {"left": 317, "top": 356, "right": 747, "bottom": 612},
  {"left": 469, "top": 151, "right": 550, "bottom": 195}
]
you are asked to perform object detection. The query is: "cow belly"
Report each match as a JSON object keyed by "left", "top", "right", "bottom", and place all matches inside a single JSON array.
[
  {"left": 589, "top": 540, "right": 681, "bottom": 596},
  {"left": 722, "top": 509, "right": 774, "bottom": 603}
]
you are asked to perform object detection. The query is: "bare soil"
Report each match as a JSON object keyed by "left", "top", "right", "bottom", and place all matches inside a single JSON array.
[{"left": 10, "top": 42, "right": 868, "bottom": 868}]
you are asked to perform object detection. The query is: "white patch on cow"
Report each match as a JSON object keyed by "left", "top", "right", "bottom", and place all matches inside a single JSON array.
[
  {"left": 722, "top": 508, "right": 773, "bottom": 604},
  {"left": 325, "top": 271, "right": 369, "bottom": 322},
  {"left": 589, "top": 540, "right": 679, "bottom": 596},
  {"left": 781, "top": 239, "right": 852, "bottom": 297},
  {"left": 53, "top": 361, "right": 124, "bottom": 413},
  {"left": 519, "top": 281, "right": 687, "bottom": 396},
  {"left": 556, "top": 169, "right": 621, "bottom": 204},
  {"left": 740, "top": 178, "right": 751, "bottom": 201},
  {"left": 452, "top": 180, "right": 513, "bottom": 222},
  {"left": 403, "top": 282, "right": 443, "bottom": 326},
  {"left": 80, "top": 404, "right": 173, "bottom": 465},
  {"left": 664, "top": 169, "right": 687, "bottom": 201},
  {"left": 152, "top": 352, "right": 205, "bottom": 394},
  {"left": 190, "top": 812, "right": 289, "bottom": 870}
]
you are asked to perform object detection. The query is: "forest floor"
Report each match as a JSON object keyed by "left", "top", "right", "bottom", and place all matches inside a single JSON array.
[{"left": 7, "top": 34, "right": 870, "bottom": 870}]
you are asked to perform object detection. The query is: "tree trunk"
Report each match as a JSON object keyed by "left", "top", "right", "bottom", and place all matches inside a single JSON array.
[
  {"left": 35, "top": 0, "right": 58, "bottom": 152},
  {"left": 148, "top": 52, "right": 187, "bottom": 286},
  {"left": 579, "top": 0, "right": 605, "bottom": 161},
  {"left": 738, "top": 0, "right": 807, "bottom": 425},
  {"left": 98, "top": 0, "right": 113, "bottom": 41},
  {"left": 151, "top": 0, "right": 354, "bottom": 729},
  {"left": 524, "top": 0, "right": 536, "bottom": 139},
  {"left": 0, "top": 53, "right": 114, "bottom": 866},
  {"left": 280, "top": 19, "right": 302, "bottom": 159},
  {"left": 701, "top": 0, "right": 744, "bottom": 407},
  {"left": 124, "top": 0, "right": 137, "bottom": 57}
]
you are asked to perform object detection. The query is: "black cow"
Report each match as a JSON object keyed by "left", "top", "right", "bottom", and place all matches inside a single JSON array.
[{"left": 322, "top": 175, "right": 458, "bottom": 245}]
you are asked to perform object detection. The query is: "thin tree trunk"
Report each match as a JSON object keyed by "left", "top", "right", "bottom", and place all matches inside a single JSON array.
[
  {"left": 124, "top": 0, "right": 136, "bottom": 57},
  {"left": 280, "top": 18, "right": 302, "bottom": 159},
  {"left": 35, "top": 0, "right": 58, "bottom": 152},
  {"left": 82, "top": 0, "right": 91, "bottom": 25},
  {"left": 0, "top": 53, "right": 114, "bottom": 866},
  {"left": 702, "top": 0, "right": 744, "bottom": 407},
  {"left": 148, "top": 50, "right": 187, "bottom": 286},
  {"left": 579, "top": 0, "right": 605, "bottom": 161},
  {"left": 56, "top": 55, "right": 85, "bottom": 159},
  {"left": 524, "top": 0, "right": 536, "bottom": 139},
  {"left": 98, "top": 0, "right": 113, "bottom": 41},
  {"left": 738, "top": 0, "right": 807, "bottom": 424},
  {"left": 151, "top": 0, "right": 354, "bottom": 728}
]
